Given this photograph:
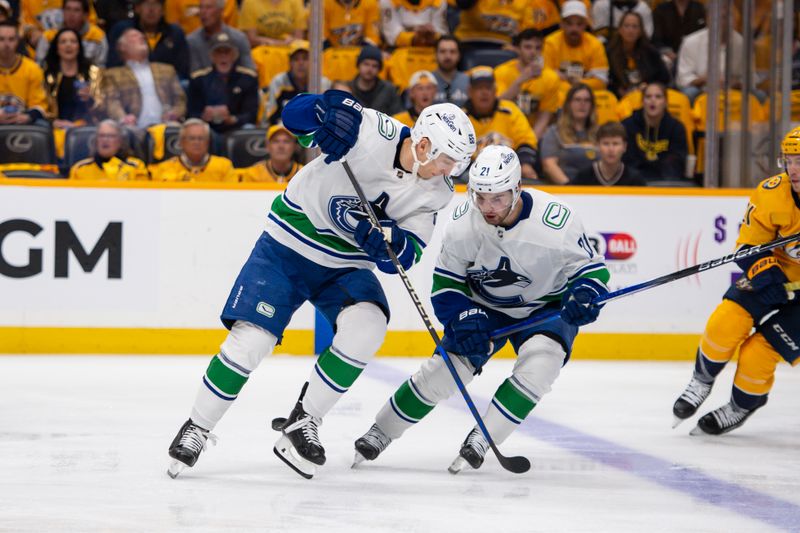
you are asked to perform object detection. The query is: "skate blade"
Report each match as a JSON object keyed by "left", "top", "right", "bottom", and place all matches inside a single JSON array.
[
  {"left": 352, "top": 451, "right": 367, "bottom": 469},
  {"left": 167, "top": 460, "right": 186, "bottom": 479},
  {"left": 273, "top": 434, "right": 316, "bottom": 479},
  {"left": 448, "top": 456, "right": 469, "bottom": 475},
  {"left": 672, "top": 416, "right": 687, "bottom": 429},
  {"left": 689, "top": 425, "right": 708, "bottom": 436},
  {"left": 271, "top": 417, "right": 288, "bottom": 431}
]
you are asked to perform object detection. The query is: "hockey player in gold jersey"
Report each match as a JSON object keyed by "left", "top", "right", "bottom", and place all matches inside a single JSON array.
[{"left": 672, "top": 127, "right": 800, "bottom": 436}]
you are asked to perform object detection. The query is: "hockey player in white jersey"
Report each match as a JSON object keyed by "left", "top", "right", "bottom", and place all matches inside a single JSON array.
[
  {"left": 352, "top": 145, "right": 610, "bottom": 473},
  {"left": 167, "top": 90, "right": 476, "bottom": 479}
]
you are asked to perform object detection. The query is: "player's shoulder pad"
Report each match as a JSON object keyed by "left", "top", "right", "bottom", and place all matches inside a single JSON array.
[
  {"left": 190, "top": 67, "right": 213, "bottom": 79},
  {"left": 235, "top": 65, "right": 258, "bottom": 78},
  {"left": 759, "top": 174, "right": 784, "bottom": 190},
  {"left": 532, "top": 189, "right": 574, "bottom": 231},
  {"left": 370, "top": 108, "right": 404, "bottom": 141},
  {"left": 451, "top": 199, "right": 471, "bottom": 221}
]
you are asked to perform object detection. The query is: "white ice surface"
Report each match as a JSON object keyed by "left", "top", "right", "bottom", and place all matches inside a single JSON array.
[{"left": 1, "top": 355, "right": 799, "bottom": 533}]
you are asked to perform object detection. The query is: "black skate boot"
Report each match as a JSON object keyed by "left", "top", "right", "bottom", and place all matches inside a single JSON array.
[
  {"left": 352, "top": 423, "right": 392, "bottom": 467},
  {"left": 273, "top": 383, "right": 325, "bottom": 479},
  {"left": 167, "top": 419, "right": 217, "bottom": 479},
  {"left": 691, "top": 396, "right": 768, "bottom": 436},
  {"left": 672, "top": 376, "right": 713, "bottom": 428},
  {"left": 448, "top": 427, "right": 489, "bottom": 474}
]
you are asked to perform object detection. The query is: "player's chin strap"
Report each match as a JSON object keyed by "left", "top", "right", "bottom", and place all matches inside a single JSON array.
[{"left": 409, "top": 139, "right": 434, "bottom": 180}]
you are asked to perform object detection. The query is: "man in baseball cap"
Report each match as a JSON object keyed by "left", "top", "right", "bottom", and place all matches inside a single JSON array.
[
  {"left": 392, "top": 70, "right": 437, "bottom": 127},
  {"left": 241, "top": 124, "right": 303, "bottom": 182}
]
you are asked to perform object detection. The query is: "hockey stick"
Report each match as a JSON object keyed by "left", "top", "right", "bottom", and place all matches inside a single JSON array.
[
  {"left": 491, "top": 231, "right": 800, "bottom": 340},
  {"left": 341, "top": 160, "right": 530, "bottom": 475}
]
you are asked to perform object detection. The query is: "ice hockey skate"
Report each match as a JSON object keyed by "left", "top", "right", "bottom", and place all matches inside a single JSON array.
[
  {"left": 273, "top": 383, "right": 326, "bottom": 479},
  {"left": 352, "top": 423, "right": 392, "bottom": 467},
  {"left": 672, "top": 376, "right": 713, "bottom": 428},
  {"left": 690, "top": 397, "right": 767, "bottom": 436},
  {"left": 167, "top": 419, "right": 217, "bottom": 479},
  {"left": 448, "top": 427, "right": 489, "bottom": 475}
]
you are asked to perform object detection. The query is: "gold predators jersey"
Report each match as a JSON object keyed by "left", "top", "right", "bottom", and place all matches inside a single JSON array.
[
  {"left": 543, "top": 30, "right": 609, "bottom": 90},
  {"left": 70, "top": 156, "right": 150, "bottom": 181},
  {"left": 493, "top": 60, "right": 560, "bottom": 123},
  {"left": 738, "top": 174, "right": 800, "bottom": 281},
  {"left": 325, "top": 0, "right": 381, "bottom": 47},
  {"left": 166, "top": 0, "right": 239, "bottom": 35},
  {"left": 455, "top": 0, "right": 532, "bottom": 45},
  {"left": 150, "top": 155, "right": 238, "bottom": 182},
  {"left": 465, "top": 99, "right": 538, "bottom": 151},
  {"left": 0, "top": 56, "right": 48, "bottom": 115},
  {"left": 240, "top": 160, "right": 303, "bottom": 183}
]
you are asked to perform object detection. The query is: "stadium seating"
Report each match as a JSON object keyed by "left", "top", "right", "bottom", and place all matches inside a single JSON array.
[
  {"left": 225, "top": 128, "right": 269, "bottom": 168},
  {"left": 0, "top": 126, "right": 56, "bottom": 166},
  {"left": 461, "top": 48, "right": 518, "bottom": 70}
]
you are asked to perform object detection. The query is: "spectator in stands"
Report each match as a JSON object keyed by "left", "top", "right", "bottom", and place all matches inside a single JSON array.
[
  {"left": 241, "top": 124, "right": 302, "bottom": 183},
  {"left": 166, "top": 0, "right": 237, "bottom": 36},
  {"left": 621, "top": 82, "right": 687, "bottom": 182},
  {"left": 262, "top": 39, "right": 330, "bottom": 126},
  {"left": 432, "top": 35, "right": 468, "bottom": 107},
  {"left": 187, "top": 32, "right": 259, "bottom": 133},
  {"left": 676, "top": 3, "right": 743, "bottom": 104},
  {"left": 572, "top": 121, "right": 644, "bottom": 186},
  {"left": 43, "top": 28, "right": 99, "bottom": 130},
  {"left": 464, "top": 66, "right": 539, "bottom": 181},
  {"left": 540, "top": 82, "right": 598, "bottom": 185},
  {"left": 150, "top": 118, "right": 237, "bottom": 181},
  {"left": 20, "top": 0, "right": 64, "bottom": 49},
  {"left": 187, "top": 0, "right": 254, "bottom": 73},
  {"left": 69, "top": 119, "right": 149, "bottom": 180},
  {"left": 97, "top": 27, "right": 186, "bottom": 128},
  {"left": 652, "top": 0, "right": 705, "bottom": 72},
  {"left": 544, "top": 1, "right": 609, "bottom": 92},
  {"left": 495, "top": 29, "right": 560, "bottom": 141},
  {"left": 348, "top": 46, "right": 403, "bottom": 115},
  {"left": 35, "top": 0, "right": 108, "bottom": 66},
  {"left": 107, "top": 0, "right": 190, "bottom": 80},
  {"left": 0, "top": 21, "right": 48, "bottom": 125},
  {"left": 324, "top": 0, "right": 380, "bottom": 48},
  {"left": 393, "top": 70, "right": 436, "bottom": 127},
  {"left": 605, "top": 11, "right": 670, "bottom": 98},
  {"left": 454, "top": 0, "right": 530, "bottom": 52},
  {"left": 240, "top": 0, "right": 305, "bottom": 48},
  {"left": 591, "top": 0, "right": 653, "bottom": 43},
  {"left": 94, "top": 1, "right": 136, "bottom": 33},
  {"left": 0, "top": 1, "right": 11, "bottom": 23},
  {"left": 528, "top": 0, "right": 569, "bottom": 36},
  {"left": 380, "top": 0, "right": 447, "bottom": 48}
]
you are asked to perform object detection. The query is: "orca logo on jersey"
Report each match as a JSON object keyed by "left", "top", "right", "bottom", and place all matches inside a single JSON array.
[
  {"left": 466, "top": 257, "right": 530, "bottom": 307},
  {"left": 328, "top": 192, "right": 391, "bottom": 234}
]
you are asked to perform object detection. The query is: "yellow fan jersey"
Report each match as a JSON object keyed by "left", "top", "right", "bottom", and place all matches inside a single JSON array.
[
  {"left": 150, "top": 155, "right": 238, "bottom": 182},
  {"left": 239, "top": 0, "right": 307, "bottom": 40},
  {"left": 240, "top": 160, "right": 303, "bottom": 183},
  {"left": 0, "top": 55, "right": 48, "bottom": 115},
  {"left": 386, "top": 46, "right": 437, "bottom": 91},
  {"left": 466, "top": 99, "right": 538, "bottom": 151},
  {"left": 69, "top": 156, "right": 150, "bottom": 181},
  {"left": 166, "top": 0, "right": 239, "bottom": 35},
  {"left": 493, "top": 60, "right": 560, "bottom": 126},
  {"left": 455, "top": 0, "right": 532, "bottom": 45},
  {"left": 325, "top": 0, "right": 381, "bottom": 47},
  {"left": 737, "top": 174, "right": 800, "bottom": 281},
  {"left": 22, "top": 0, "right": 98, "bottom": 33},
  {"left": 543, "top": 30, "right": 609, "bottom": 91}
]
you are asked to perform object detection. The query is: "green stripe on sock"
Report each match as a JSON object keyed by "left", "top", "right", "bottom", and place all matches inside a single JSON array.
[
  {"left": 206, "top": 355, "right": 248, "bottom": 396},
  {"left": 317, "top": 348, "right": 364, "bottom": 389},
  {"left": 494, "top": 379, "right": 536, "bottom": 420},
  {"left": 393, "top": 380, "right": 435, "bottom": 421}
]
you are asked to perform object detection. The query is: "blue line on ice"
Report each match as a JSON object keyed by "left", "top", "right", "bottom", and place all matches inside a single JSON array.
[{"left": 367, "top": 361, "right": 800, "bottom": 532}]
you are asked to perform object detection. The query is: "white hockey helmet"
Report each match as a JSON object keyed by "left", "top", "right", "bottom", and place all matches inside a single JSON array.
[
  {"left": 410, "top": 103, "right": 476, "bottom": 178},
  {"left": 468, "top": 145, "right": 522, "bottom": 209}
]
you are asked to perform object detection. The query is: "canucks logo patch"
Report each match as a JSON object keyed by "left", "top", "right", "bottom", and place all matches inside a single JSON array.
[
  {"left": 328, "top": 192, "right": 391, "bottom": 234},
  {"left": 543, "top": 202, "right": 570, "bottom": 229},
  {"left": 466, "top": 257, "right": 530, "bottom": 307}
]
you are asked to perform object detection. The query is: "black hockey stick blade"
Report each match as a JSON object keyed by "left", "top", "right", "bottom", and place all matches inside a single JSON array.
[{"left": 493, "top": 444, "right": 531, "bottom": 473}]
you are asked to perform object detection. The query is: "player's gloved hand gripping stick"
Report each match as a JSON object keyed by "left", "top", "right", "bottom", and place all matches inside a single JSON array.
[
  {"left": 492, "top": 232, "right": 800, "bottom": 340},
  {"left": 341, "top": 160, "right": 531, "bottom": 475}
]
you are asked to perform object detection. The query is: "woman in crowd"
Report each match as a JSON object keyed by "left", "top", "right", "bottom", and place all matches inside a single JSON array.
[
  {"left": 621, "top": 81, "right": 688, "bottom": 182},
  {"left": 605, "top": 11, "right": 670, "bottom": 98},
  {"left": 540, "top": 83, "right": 599, "bottom": 185},
  {"left": 43, "top": 27, "right": 99, "bottom": 157}
]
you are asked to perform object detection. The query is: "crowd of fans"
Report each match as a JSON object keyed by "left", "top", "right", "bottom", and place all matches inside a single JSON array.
[{"left": 0, "top": 0, "right": 778, "bottom": 185}]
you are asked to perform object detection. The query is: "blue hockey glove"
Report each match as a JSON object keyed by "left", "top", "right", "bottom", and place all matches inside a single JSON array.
[
  {"left": 354, "top": 218, "right": 415, "bottom": 273},
  {"left": 314, "top": 90, "right": 363, "bottom": 164},
  {"left": 561, "top": 279, "right": 606, "bottom": 327},
  {"left": 445, "top": 308, "right": 492, "bottom": 370},
  {"left": 748, "top": 256, "right": 789, "bottom": 306}
]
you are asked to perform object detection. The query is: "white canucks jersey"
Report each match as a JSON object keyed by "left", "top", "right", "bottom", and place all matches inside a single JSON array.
[
  {"left": 265, "top": 108, "right": 455, "bottom": 269},
  {"left": 431, "top": 189, "right": 609, "bottom": 322}
]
